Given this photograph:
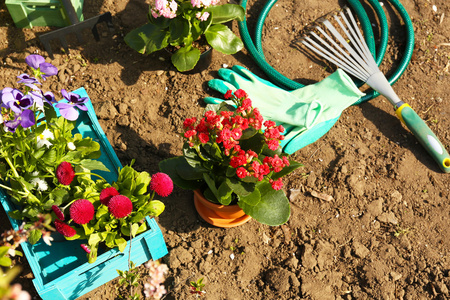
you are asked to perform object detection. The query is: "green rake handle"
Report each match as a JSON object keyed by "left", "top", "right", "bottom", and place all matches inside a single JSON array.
[{"left": 396, "top": 104, "right": 450, "bottom": 173}]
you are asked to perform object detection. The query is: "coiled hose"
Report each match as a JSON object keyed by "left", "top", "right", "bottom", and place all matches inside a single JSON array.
[{"left": 238, "top": 0, "right": 415, "bottom": 105}]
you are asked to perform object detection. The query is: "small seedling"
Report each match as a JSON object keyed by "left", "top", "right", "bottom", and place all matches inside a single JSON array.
[
  {"left": 394, "top": 226, "right": 411, "bottom": 237},
  {"left": 116, "top": 261, "right": 141, "bottom": 300},
  {"left": 190, "top": 277, "right": 206, "bottom": 297}
]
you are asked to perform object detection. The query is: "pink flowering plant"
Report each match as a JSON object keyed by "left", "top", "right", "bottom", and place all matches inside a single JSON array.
[
  {"left": 124, "top": 0, "right": 245, "bottom": 72},
  {"left": 0, "top": 55, "right": 106, "bottom": 245},
  {"left": 0, "top": 55, "right": 173, "bottom": 263},
  {"left": 160, "top": 89, "right": 302, "bottom": 226},
  {"left": 54, "top": 164, "right": 171, "bottom": 263}
]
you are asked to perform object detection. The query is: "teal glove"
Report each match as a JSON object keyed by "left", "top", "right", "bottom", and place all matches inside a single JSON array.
[{"left": 205, "top": 66, "right": 365, "bottom": 153}]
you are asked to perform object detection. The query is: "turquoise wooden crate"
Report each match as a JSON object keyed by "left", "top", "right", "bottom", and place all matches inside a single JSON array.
[{"left": 0, "top": 87, "right": 168, "bottom": 300}]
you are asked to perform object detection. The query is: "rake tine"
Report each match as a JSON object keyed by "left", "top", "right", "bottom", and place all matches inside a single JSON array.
[
  {"left": 313, "top": 25, "right": 371, "bottom": 79},
  {"left": 342, "top": 7, "right": 378, "bottom": 70}
]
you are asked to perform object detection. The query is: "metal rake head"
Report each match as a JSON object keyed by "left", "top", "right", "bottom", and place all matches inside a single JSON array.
[{"left": 298, "top": 6, "right": 380, "bottom": 82}]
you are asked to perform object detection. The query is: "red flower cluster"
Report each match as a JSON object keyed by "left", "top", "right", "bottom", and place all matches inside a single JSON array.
[
  {"left": 183, "top": 89, "right": 267, "bottom": 155},
  {"left": 182, "top": 89, "right": 289, "bottom": 190}
]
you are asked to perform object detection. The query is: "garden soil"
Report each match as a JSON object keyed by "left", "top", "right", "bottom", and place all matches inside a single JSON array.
[{"left": 1, "top": 0, "right": 450, "bottom": 299}]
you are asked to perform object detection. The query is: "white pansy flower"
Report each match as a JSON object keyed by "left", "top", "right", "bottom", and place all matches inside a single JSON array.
[
  {"left": 36, "top": 129, "right": 54, "bottom": 148},
  {"left": 67, "top": 142, "right": 76, "bottom": 150},
  {"left": 0, "top": 114, "right": 3, "bottom": 124}
]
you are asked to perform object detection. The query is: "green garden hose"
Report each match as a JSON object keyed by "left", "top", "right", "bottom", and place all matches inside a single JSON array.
[{"left": 238, "top": 0, "right": 415, "bottom": 104}]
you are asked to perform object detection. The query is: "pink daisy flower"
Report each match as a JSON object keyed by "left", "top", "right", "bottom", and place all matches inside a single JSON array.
[
  {"left": 99, "top": 186, "right": 120, "bottom": 205},
  {"left": 70, "top": 199, "right": 95, "bottom": 224},
  {"left": 108, "top": 195, "right": 133, "bottom": 218},
  {"left": 56, "top": 161, "right": 75, "bottom": 185},
  {"left": 51, "top": 205, "right": 65, "bottom": 221},
  {"left": 150, "top": 173, "right": 173, "bottom": 197},
  {"left": 80, "top": 244, "right": 91, "bottom": 254},
  {"left": 54, "top": 219, "right": 76, "bottom": 237}
]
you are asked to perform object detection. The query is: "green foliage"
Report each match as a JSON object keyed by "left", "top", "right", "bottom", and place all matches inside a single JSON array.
[{"left": 125, "top": 2, "right": 245, "bottom": 71}]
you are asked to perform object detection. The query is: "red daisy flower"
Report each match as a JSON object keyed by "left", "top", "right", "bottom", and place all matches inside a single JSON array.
[
  {"left": 56, "top": 161, "right": 75, "bottom": 185},
  {"left": 99, "top": 186, "right": 120, "bottom": 205},
  {"left": 108, "top": 195, "right": 133, "bottom": 218},
  {"left": 54, "top": 219, "right": 76, "bottom": 237},
  {"left": 70, "top": 199, "right": 95, "bottom": 224},
  {"left": 150, "top": 172, "right": 173, "bottom": 197},
  {"left": 51, "top": 205, "right": 65, "bottom": 221}
]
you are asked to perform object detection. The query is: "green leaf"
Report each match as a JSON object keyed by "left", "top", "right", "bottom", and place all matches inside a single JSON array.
[
  {"left": 239, "top": 131, "right": 265, "bottom": 153},
  {"left": 203, "top": 173, "right": 218, "bottom": 200},
  {"left": 143, "top": 200, "right": 165, "bottom": 217},
  {"left": 105, "top": 232, "right": 117, "bottom": 248},
  {"left": 0, "top": 246, "right": 10, "bottom": 257},
  {"left": 205, "top": 24, "right": 243, "bottom": 55},
  {"left": 238, "top": 181, "right": 290, "bottom": 226},
  {"left": 237, "top": 187, "right": 261, "bottom": 206},
  {"left": 125, "top": 23, "right": 169, "bottom": 54},
  {"left": 79, "top": 159, "right": 110, "bottom": 172},
  {"left": 88, "top": 233, "right": 102, "bottom": 247},
  {"left": 159, "top": 157, "right": 203, "bottom": 190},
  {"left": 130, "top": 223, "right": 140, "bottom": 237},
  {"left": 217, "top": 180, "right": 233, "bottom": 205},
  {"left": 206, "top": 4, "right": 246, "bottom": 24},
  {"left": 42, "top": 148, "right": 57, "bottom": 164},
  {"left": 134, "top": 171, "right": 151, "bottom": 195},
  {"left": 115, "top": 237, "right": 127, "bottom": 252},
  {"left": 171, "top": 46, "right": 201, "bottom": 72},
  {"left": 0, "top": 256, "right": 12, "bottom": 267},
  {"left": 28, "top": 229, "right": 42, "bottom": 245},
  {"left": 169, "top": 18, "right": 189, "bottom": 43},
  {"left": 8, "top": 210, "right": 23, "bottom": 220},
  {"left": 202, "top": 142, "right": 222, "bottom": 161},
  {"left": 88, "top": 244, "right": 99, "bottom": 263},
  {"left": 226, "top": 177, "right": 254, "bottom": 196}
]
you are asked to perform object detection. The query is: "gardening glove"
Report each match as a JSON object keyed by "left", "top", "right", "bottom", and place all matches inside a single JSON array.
[{"left": 205, "top": 65, "right": 365, "bottom": 153}]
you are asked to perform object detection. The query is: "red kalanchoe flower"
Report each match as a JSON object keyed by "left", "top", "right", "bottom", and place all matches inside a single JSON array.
[
  {"left": 108, "top": 195, "right": 133, "bottom": 218},
  {"left": 150, "top": 172, "right": 173, "bottom": 197},
  {"left": 99, "top": 186, "right": 120, "bottom": 205},
  {"left": 70, "top": 199, "right": 95, "bottom": 225},
  {"left": 51, "top": 205, "right": 65, "bottom": 221},
  {"left": 54, "top": 219, "right": 76, "bottom": 237},
  {"left": 56, "top": 161, "right": 75, "bottom": 185},
  {"left": 224, "top": 89, "right": 233, "bottom": 99},
  {"left": 80, "top": 244, "right": 91, "bottom": 254}
]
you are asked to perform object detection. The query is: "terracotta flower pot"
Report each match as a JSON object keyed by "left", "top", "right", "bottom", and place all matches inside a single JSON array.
[{"left": 193, "top": 189, "right": 251, "bottom": 228}]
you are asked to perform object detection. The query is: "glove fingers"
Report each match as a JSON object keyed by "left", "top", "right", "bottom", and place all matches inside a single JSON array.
[
  {"left": 218, "top": 68, "right": 251, "bottom": 88},
  {"left": 203, "top": 97, "right": 235, "bottom": 106},
  {"left": 208, "top": 79, "right": 236, "bottom": 95},
  {"left": 233, "top": 65, "right": 281, "bottom": 89}
]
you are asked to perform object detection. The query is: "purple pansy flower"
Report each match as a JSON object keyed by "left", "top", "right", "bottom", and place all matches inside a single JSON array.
[
  {"left": 17, "top": 73, "right": 39, "bottom": 85},
  {"left": 1, "top": 89, "right": 34, "bottom": 114},
  {"left": 4, "top": 109, "right": 35, "bottom": 132},
  {"left": 55, "top": 89, "right": 88, "bottom": 121},
  {"left": 25, "top": 55, "right": 58, "bottom": 81}
]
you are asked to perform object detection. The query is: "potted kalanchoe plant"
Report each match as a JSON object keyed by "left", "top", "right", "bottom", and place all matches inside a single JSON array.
[
  {"left": 124, "top": 0, "right": 245, "bottom": 72},
  {"left": 0, "top": 54, "right": 173, "bottom": 263},
  {"left": 159, "top": 89, "right": 302, "bottom": 226}
]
